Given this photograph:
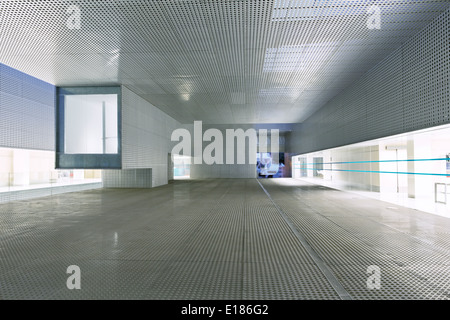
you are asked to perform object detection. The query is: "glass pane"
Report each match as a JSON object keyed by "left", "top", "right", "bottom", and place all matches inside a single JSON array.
[{"left": 64, "top": 94, "right": 118, "bottom": 154}]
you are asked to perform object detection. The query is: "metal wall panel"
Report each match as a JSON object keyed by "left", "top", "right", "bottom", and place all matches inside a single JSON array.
[
  {"left": 290, "top": 7, "right": 450, "bottom": 155},
  {"left": 121, "top": 86, "right": 180, "bottom": 187},
  {"left": 0, "top": 63, "right": 55, "bottom": 151},
  {"left": 102, "top": 169, "right": 152, "bottom": 188}
]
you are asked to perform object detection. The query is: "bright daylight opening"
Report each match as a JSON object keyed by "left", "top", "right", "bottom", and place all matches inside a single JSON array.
[
  {"left": 173, "top": 154, "right": 191, "bottom": 180},
  {"left": 292, "top": 124, "right": 450, "bottom": 217}
]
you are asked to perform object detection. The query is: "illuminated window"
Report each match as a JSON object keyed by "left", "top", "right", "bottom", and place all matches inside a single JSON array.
[
  {"left": 56, "top": 86, "right": 122, "bottom": 169},
  {"left": 64, "top": 94, "right": 118, "bottom": 154}
]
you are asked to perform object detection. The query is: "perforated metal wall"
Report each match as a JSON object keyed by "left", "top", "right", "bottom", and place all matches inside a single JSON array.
[
  {"left": 121, "top": 86, "right": 180, "bottom": 187},
  {"left": 0, "top": 63, "right": 55, "bottom": 151},
  {"left": 290, "top": 7, "right": 450, "bottom": 155},
  {"left": 102, "top": 169, "right": 152, "bottom": 188}
]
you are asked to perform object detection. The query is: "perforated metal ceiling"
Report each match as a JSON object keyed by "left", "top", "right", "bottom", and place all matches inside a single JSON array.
[{"left": 0, "top": 0, "right": 449, "bottom": 125}]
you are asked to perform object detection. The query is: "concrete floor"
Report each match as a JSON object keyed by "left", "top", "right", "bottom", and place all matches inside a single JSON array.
[{"left": 0, "top": 178, "right": 449, "bottom": 300}]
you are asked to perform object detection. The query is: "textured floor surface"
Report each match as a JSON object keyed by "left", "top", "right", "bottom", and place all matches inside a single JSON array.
[{"left": 0, "top": 178, "right": 449, "bottom": 300}]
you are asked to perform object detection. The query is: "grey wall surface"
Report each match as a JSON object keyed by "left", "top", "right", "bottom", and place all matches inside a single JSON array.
[
  {"left": 0, "top": 63, "right": 55, "bottom": 151},
  {"left": 121, "top": 86, "right": 181, "bottom": 187},
  {"left": 289, "top": 7, "right": 450, "bottom": 155}
]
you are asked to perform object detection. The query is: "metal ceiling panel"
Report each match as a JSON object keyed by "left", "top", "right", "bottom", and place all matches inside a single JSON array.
[{"left": 0, "top": 0, "right": 449, "bottom": 125}]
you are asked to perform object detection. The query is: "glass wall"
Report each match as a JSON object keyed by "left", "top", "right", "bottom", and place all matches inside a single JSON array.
[
  {"left": 0, "top": 147, "right": 102, "bottom": 202},
  {"left": 292, "top": 124, "right": 450, "bottom": 217}
]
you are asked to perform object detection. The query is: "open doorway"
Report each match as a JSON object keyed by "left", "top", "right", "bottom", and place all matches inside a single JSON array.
[
  {"left": 173, "top": 155, "right": 191, "bottom": 180},
  {"left": 257, "top": 153, "right": 291, "bottom": 178}
]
